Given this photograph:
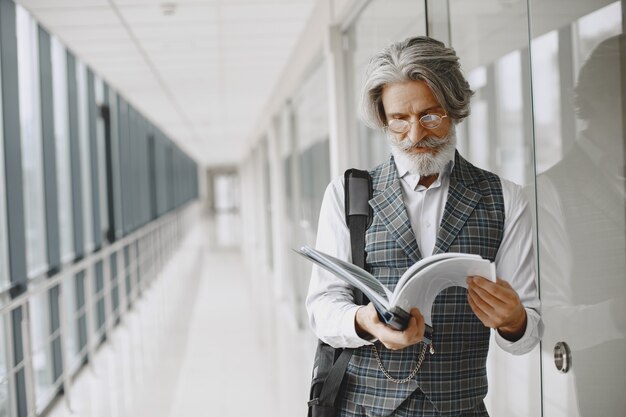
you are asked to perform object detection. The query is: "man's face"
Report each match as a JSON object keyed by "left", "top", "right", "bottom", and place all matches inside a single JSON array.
[{"left": 381, "top": 80, "right": 456, "bottom": 175}]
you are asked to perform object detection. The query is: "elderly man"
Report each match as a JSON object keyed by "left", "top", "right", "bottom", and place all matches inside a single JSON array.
[{"left": 306, "top": 36, "right": 542, "bottom": 416}]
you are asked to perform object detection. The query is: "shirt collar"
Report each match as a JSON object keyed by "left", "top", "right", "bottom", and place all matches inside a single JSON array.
[{"left": 393, "top": 153, "right": 455, "bottom": 191}]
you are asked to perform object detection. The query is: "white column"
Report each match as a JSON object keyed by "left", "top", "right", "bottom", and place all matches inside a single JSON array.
[{"left": 326, "top": 23, "right": 354, "bottom": 178}]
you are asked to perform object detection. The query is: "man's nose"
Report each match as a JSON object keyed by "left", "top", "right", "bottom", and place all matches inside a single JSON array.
[{"left": 406, "top": 121, "right": 427, "bottom": 144}]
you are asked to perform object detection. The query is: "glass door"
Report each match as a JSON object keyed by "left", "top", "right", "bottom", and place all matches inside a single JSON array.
[{"left": 531, "top": 1, "right": 626, "bottom": 416}]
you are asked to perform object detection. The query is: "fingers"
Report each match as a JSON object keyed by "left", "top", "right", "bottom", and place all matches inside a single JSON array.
[
  {"left": 378, "top": 308, "right": 425, "bottom": 350},
  {"left": 466, "top": 276, "right": 524, "bottom": 331}
]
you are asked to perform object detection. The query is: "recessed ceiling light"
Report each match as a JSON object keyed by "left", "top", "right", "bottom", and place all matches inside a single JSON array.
[{"left": 161, "top": 2, "right": 177, "bottom": 16}]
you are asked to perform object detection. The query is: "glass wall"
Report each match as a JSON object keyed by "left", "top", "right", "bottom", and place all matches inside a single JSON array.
[
  {"left": 442, "top": 2, "right": 540, "bottom": 415},
  {"left": 51, "top": 36, "right": 74, "bottom": 264},
  {"left": 346, "top": 0, "right": 427, "bottom": 169},
  {"left": 531, "top": 1, "right": 625, "bottom": 416},
  {"left": 16, "top": 5, "right": 47, "bottom": 277}
]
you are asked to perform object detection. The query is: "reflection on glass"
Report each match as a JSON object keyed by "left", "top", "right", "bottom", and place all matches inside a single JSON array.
[
  {"left": 17, "top": 5, "right": 47, "bottom": 276},
  {"left": 450, "top": 0, "right": 534, "bottom": 186},
  {"left": 531, "top": 31, "right": 561, "bottom": 173},
  {"left": 535, "top": 3, "right": 625, "bottom": 414},
  {"left": 446, "top": 1, "right": 540, "bottom": 416},
  {"left": 347, "top": 0, "right": 426, "bottom": 169},
  {"left": 51, "top": 36, "right": 75, "bottom": 263}
]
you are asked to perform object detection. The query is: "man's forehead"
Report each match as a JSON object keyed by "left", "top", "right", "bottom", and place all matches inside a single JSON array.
[{"left": 381, "top": 80, "right": 443, "bottom": 112}]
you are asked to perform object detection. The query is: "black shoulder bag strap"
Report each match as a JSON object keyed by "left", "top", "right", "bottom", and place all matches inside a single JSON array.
[{"left": 308, "top": 169, "right": 372, "bottom": 417}]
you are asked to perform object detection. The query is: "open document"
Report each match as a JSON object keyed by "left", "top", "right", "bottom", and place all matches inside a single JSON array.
[{"left": 296, "top": 246, "right": 495, "bottom": 337}]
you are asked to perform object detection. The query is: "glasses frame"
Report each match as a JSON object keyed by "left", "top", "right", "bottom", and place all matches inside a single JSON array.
[{"left": 385, "top": 114, "right": 448, "bottom": 134}]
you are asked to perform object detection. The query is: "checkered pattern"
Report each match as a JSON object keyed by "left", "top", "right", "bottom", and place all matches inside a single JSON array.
[{"left": 341, "top": 152, "right": 504, "bottom": 417}]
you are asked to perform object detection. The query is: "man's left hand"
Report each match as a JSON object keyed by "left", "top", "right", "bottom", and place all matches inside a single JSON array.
[{"left": 466, "top": 276, "right": 527, "bottom": 342}]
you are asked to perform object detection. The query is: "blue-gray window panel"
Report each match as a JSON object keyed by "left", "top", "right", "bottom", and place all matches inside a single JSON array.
[
  {"left": 87, "top": 69, "right": 101, "bottom": 250},
  {"left": 1, "top": 0, "right": 27, "bottom": 296},
  {"left": 135, "top": 240, "right": 141, "bottom": 296},
  {"left": 38, "top": 25, "right": 64, "bottom": 399},
  {"left": 38, "top": 27, "right": 61, "bottom": 276},
  {"left": 127, "top": 107, "right": 137, "bottom": 231},
  {"left": 138, "top": 118, "right": 144, "bottom": 225},
  {"left": 1, "top": 1, "right": 29, "bottom": 415},
  {"left": 11, "top": 309, "right": 27, "bottom": 417},
  {"left": 110, "top": 92, "right": 123, "bottom": 240},
  {"left": 117, "top": 97, "right": 130, "bottom": 235},
  {"left": 156, "top": 132, "right": 167, "bottom": 216},
  {"left": 147, "top": 134, "right": 158, "bottom": 220},
  {"left": 174, "top": 148, "right": 181, "bottom": 207},
  {"left": 94, "top": 261, "right": 105, "bottom": 342},
  {"left": 124, "top": 245, "right": 132, "bottom": 305},
  {"left": 66, "top": 52, "right": 84, "bottom": 260},
  {"left": 166, "top": 145, "right": 174, "bottom": 212},
  {"left": 142, "top": 123, "right": 150, "bottom": 225},
  {"left": 75, "top": 271, "right": 87, "bottom": 353},
  {"left": 48, "top": 285, "right": 62, "bottom": 381},
  {"left": 110, "top": 252, "right": 119, "bottom": 319},
  {"left": 100, "top": 84, "right": 116, "bottom": 243}
]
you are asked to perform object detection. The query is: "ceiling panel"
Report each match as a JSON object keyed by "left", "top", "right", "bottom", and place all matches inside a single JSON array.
[
  {"left": 30, "top": 7, "right": 120, "bottom": 27},
  {"left": 15, "top": 0, "right": 315, "bottom": 167}
]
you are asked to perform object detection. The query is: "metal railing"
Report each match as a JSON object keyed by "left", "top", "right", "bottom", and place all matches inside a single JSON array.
[{"left": 0, "top": 201, "right": 200, "bottom": 417}]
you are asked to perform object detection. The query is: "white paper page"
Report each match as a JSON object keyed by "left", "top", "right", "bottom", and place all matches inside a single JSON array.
[
  {"left": 389, "top": 257, "right": 495, "bottom": 326},
  {"left": 395, "top": 252, "right": 482, "bottom": 291},
  {"left": 296, "top": 246, "right": 392, "bottom": 307}
]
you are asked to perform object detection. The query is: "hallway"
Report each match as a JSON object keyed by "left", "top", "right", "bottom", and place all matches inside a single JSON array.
[{"left": 46, "top": 218, "right": 313, "bottom": 417}]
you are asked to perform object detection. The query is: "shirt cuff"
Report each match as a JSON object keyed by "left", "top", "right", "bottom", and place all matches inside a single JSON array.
[
  {"left": 340, "top": 305, "right": 375, "bottom": 347},
  {"left": 495, "top": 308, "right": 542, "bottom": 355}
]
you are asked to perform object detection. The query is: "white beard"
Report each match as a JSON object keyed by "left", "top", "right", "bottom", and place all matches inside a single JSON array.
[{"left": 389, "top": 125, "right": 457, "bottom": 176}]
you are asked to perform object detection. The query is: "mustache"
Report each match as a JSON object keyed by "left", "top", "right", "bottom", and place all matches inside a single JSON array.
[{"left": 392, "top": 135, "right": 448, "bottom": 151}]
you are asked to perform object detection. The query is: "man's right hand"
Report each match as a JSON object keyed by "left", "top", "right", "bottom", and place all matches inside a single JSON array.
[{"left": 355, "top": 303, "right": 426, "bottom": 350}]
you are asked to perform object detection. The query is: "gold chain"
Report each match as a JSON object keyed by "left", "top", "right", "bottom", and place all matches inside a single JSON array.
[{"left": 371, "top": 342, "right": 430, "bottom": 384}]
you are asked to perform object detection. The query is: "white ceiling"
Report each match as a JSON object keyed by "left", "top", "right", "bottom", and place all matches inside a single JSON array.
[{"left": 16, "top": 0, "right": 316, "bottom": 167}]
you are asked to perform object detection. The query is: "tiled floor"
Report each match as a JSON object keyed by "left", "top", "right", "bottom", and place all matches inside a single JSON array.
[{"left": 47, "top": 218, "right": 314, "bottom": 417}]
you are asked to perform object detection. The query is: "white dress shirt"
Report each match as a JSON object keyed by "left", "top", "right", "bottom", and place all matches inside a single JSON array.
[{"left": 305, "top": 155, "right": 542, "bottom": 355}]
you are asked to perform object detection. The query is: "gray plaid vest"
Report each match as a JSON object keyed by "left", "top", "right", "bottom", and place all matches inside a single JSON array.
[{"left": 342, "top": 152, "right": 504, "bottom": 416}]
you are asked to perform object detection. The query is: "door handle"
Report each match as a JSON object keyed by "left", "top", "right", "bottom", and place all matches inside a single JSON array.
[{"left": 553, "top": 341, "right": 571, "bottom": 373}]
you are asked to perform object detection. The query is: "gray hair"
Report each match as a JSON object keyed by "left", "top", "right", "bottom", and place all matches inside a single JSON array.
[{"left": 360, "top": 36, "right": 473, "bottom": 129}]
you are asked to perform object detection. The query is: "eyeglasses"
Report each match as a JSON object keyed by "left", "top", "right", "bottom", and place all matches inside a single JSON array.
[{"left": 386, "top": 114, "right": 448, "bottom": 134}]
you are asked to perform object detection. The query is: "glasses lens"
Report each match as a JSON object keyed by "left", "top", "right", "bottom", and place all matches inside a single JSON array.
[
  {"left": 420, "top": 114, "right": 442, "bottom": 129},
  {"left": 388, "top": 119, "right": 409, "bottom": 133}
]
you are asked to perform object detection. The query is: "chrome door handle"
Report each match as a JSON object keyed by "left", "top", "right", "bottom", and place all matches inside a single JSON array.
[{"left": 553, "top": 341, "right": 572, "bottom": 373}]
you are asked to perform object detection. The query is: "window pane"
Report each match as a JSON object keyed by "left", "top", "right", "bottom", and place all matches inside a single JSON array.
[
  {"left": 0, "top": 42, "right": 9, "bottom": 290},
  {"left": 17, "top": 5, "right": 47, "bottom": 276},
  {"left": 292, "top": 61, "right": 329, "bottom": 236},
  {"left": 62, "top": 274, "right": 78, "bottom": 373},
  {"left": 29, "top": 292, "right": 56, "bottom": 412},
  {"left": 76, "top": 61, "right": 94, "bottom": 253},
  {"left": 51, "top": 37, "right": 74, "bottom": 263},
  {"left": 347, "top": 0, "right": 427, "bottom": 169},
  {"left": 94, "top": 77, "right": 109, "bottom": 240}
]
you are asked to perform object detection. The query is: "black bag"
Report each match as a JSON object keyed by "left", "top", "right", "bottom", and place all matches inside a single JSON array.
[{"left": 307, "top": 169, "right": 373, "bottom": 417}]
